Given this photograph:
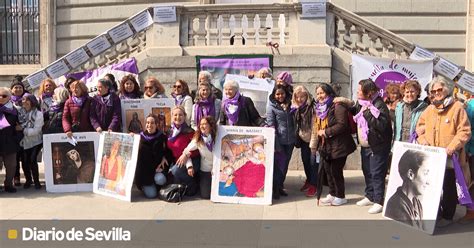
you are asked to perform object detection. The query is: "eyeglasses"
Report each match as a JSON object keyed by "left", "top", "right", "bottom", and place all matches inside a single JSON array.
[
  {"left": 173, "top": 85, "right": 182, "bottom": 89},
  {"left": 430, "top": 88, "right": 444, "bottom": 94},
  {"left": 0, "top": 95, "right": 9, "bottom": 98},
  {"left": 144, "top": 86, "right": 154, "bottom": 90}
]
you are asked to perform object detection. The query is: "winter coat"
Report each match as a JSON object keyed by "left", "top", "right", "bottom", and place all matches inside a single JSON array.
[
  {"left": 43, "top": 104, "right": 65, "bottom": 134},
  {"left": 0, "top": 108, "right": 20, "bottom": 155},
  {"left": 20, "top": 109, "right": 43, "bottom": 150},
  {"left": 394, "top": 100, "right": 428, "bottom": 142},
  {"left": 266, "top": 99, "right": 296, "bottom": 149},
  {"left": 89, "top": 93, "right": 122, "bottom": 132},
  {"left": 220, "top": 95, "right": 264, "bottom": 127}
]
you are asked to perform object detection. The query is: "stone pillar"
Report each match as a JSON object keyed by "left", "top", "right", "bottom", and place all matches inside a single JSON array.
[
  {"left": 467, "top": 0, "right": 474, "bottom": 70},
  {"left": 40, "top": 0, "right": 56, "bottom": 65},
  {"left": 144, "top": 7, "right": 183, "bottom": 57}
]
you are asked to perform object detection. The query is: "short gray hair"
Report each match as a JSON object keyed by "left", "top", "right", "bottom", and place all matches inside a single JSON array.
[
  {"left": 0, "top": 87, "right": 12, "bottom": 96},
  {"left": 223, "top": 80, "right": 239, "bottom": 91},
  {"left": 257, "top": 67, "right": 273, "bottom": 78},
  {"left": 54, "top": 87, "right": 70, "bottom": 104},
  {"left": 199, "top": 71, "right": 212, "bottom": 82},
  {"left": 429, "top": 76, "right": 453, "bottom": 96}
]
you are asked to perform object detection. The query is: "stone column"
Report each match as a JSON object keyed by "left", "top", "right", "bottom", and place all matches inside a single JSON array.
[
  {"left": 40, "top": 0, "right": 56, "bottom": 65},
  {"left": 467, "top": 0, "right": 474, "bottom": 70}
]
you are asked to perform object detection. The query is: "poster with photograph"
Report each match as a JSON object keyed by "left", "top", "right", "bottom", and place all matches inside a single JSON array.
[
  {"left": 383, "top": 141, "right": 447, "bottom": 234},
  {"left": 93, "top": 132, "right": 140, "bottom": 202},
  {"left": 224, "top": 74, "right": 274, "bottom": 117},
  {"left": 211, "top": 126, "right": 275, "bottom": 205},
  {"left": 196, "top": 55, "right": 273, "bottom": 91},
  {"left": 43, "top": 132, "right": 99, "bottom": 193},
  {"left": 121, "top": 98, "right": 174, "bottom": 134}
]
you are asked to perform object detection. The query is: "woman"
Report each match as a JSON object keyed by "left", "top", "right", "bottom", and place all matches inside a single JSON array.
[
  {"left": 310, "top": 83, "right": 356, "bottom": 206},
  {"left": 172, "top": 80, "right": 193, "bottom": 125},
  {"left": 266, "top": 84, "right": 295, "bottom": 199},
  {"left": 62, "top": 81, "right": 94, "bottom": 137},
  {"left": 19, "top": 93, "right": 44, "bottom": 189},
  {"left": 416, "top": 76, "right": 471, "bottom": 227},
  {"left": 135, "top": 114, "right": 173, "bottom": 198},
  {"left": 90, "top": 79, "right": 122, "bottom": 133},
  {"left": 191, "top": 82, "right": 221, "bottom": 130},
  {"left": 143, "top": 77, "right": 166, "bottom": 99},
  {"left": 100, "top": 140, "right": 125, "bottom": 194},
  {"left": 177, "top": 116, "right": 217, "bottom": 199},
  {"left": 167, "top": 106, "right": 200, "bottom": 196},
  {"left": 219, "top": 80, "right": 264, "bottom": 127},
  {"left": 104, "top": 73, "right": 119, "bottom": 93},
  {"left": 0, "top": 87, "right": 20, "bottom": 193},
  {"left": 37, "top": 78, "right": 57, "bottom": 114},
  {"left": 10, "top": 79, "right": 28, "bottom": 186},
  {"left": 43, "top": 87, "right": 69, "bottom": 134},
  {"left": 384, "top": 83, "right": 402, "bottom": 124},
  {"left": 256, "top": 67, "right": 273, "bottom": 80},
  {"left": 292, "top": 85, "right": 318, "bottom": 197},
  {"left": 119, "top": 75, "right": 142, "bottom": 99},
  {"left": 393, "top": 80, "right": 428, "bottom": 142}
]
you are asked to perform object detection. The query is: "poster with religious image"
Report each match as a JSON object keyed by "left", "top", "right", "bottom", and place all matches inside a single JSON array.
[
  {"left": 383, "top": 141, "right": 447, "bottom": 235},
  {"left": 121, "top": 98, "right": 174, "bottom": 134},
  {"left": 43, "top": 132, "right": 99, "bottom": 193},
  {"left": 211, "top": 126, "right": 275, "bottom": 205},
  {"left": 93, "top": 132, "right": 140, "bottom": 202}
]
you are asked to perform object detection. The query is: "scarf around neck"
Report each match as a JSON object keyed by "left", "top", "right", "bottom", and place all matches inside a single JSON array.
[
  {"left": 433, "top": 96, "right": 454, "bottom": 112},
  {"left": 354, "top": 93, "right": 381, "bottom": 142},
  {"left": 0, "top": 101, "right": 17, "bottom": 129},
  {"left": 315, "top": 97, "right": 334, "bottom": 120},
  {"left": 121, "top": 92, "right": 140, "bottom": 99},
  {"left": 11, "top": 95, "right": 22, "bottom": 105},
  {"left": 172, "top": 93, "right": 185, "bottom": 106},
  {"left": 194, "top": 97, "right": 216, "bottom": 127},
  {"left": 72, "top": 96, "right": 86, "bottom": 107},
  {"left": 140, "top": 130, "right": 162, "bottom": 142},
  {"left": 223, "top": 92, "right": 242, "bottom": 125},
  {"left": 41, "top": 92, "right": 53, "bottom": 99},
  {"left": 168, "top": 123, "right": 189, "bottom": 142},
  {"left": 202, "top": 134, "right": 213, "bottom": 152}
]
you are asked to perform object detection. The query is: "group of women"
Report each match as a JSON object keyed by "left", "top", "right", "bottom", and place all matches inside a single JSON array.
[{"left": 0, "top": 69, "right": 473, "bottom": 226}]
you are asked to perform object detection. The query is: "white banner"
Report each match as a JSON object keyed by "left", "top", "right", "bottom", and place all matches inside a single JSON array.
[
  {"left": 120, "top": 98, "right": 175, "bottom": 134},
  {"left": 351, "top": 54, "right": 433, "bottom": 100}
]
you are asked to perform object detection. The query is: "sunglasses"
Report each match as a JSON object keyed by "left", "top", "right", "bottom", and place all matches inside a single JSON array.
[
  {"left": 172, "top": 85, "right": 182, "bottom": 89},
  {"left": 144, "top": 86, "right": 154, "bottom": 90},
  {"left": 430, "top": 88, "right": 444, "bottom": 94},
  {"left": 0, "top": 95, "right": 9, "bottom": 98}
]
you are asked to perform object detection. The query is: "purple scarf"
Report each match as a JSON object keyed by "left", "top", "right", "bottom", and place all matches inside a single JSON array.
[
  {"left": 194, "top": 97, "right": 216, "bottom": 127},
  {"left": 0, "top": 102, "right": 17, "bottom": 129},
  {"left": 41, "top": 92, "right": 53, "bottom": 99},
  {"left": 168, "top": 123, "right": 188, "bottom": 142},
  {"left": 452, "top": 153, "right": 474, "bottom": 207},
  {"left": 11, "top": 95, "right": 22, "bottom": 105},
  {"left": 140, "top": 130, "right": 163, "bottom": 142},
  {"left": 222, "top": 92, "right": 242, "bottom": 125},
  {"left": 172, "top": 93, "right": 185, "bottom": 106},
  {"left": 315, "top": 97, "right": 334, "bottom": 120},
  {"left": 353, "top": 93, "right": 380, "bottom": 142},
  {"left": 202, "top": 134, "right": 213, "bottom": 152},
  {"left": 72, "top": 96, "right": 86, "bottom": 107},
  {"left": 49, "top": 101, "right": 63, "bottom": 113},
  {"left": 120, "top": 92, "right": 140, "bottom": 99}
]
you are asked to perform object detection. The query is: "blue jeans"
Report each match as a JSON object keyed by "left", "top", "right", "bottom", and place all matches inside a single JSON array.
[
  {"left": 360, "top": 147, "right": 390, "bottom": 205},
  {"left": 301, "top": 141, "right": 318, "bottom": 186},
  {"left": 142, "top": 185, "right": 157, "bottom": 199},
  {"left": 171, "top": 156, "right": 201, "bottom": 196}
]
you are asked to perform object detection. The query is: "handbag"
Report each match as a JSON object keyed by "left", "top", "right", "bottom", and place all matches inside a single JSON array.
[{"left": 158, "top": 184, "right": 187, "bottom": 203}]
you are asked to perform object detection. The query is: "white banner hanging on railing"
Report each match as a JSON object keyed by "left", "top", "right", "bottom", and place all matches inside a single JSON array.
[
  {"left": 65, "top": 47, "right": 90, "bottom": 69},
  {"left": 153, "top": 6, "right": 177, "bottom": 23},
  {"left": 86, "top": 35, "right": 112, "bottom": 56},
  {"left": 457, "top": 72, "right": 474, "bottom": 93},
  {"left": 46, "top": 60, "right": 70, "bottom": 80},
  {"left": 409, "top": 46, "right": 436, "bottom": 61},
  {"left": 130, "top": 10, "right": 153, "bottom": 32},
  {"left": 25, "top": 70, "right": 48, "bottom": 89},
  {"left": 108, "top": 22, "right": 134, "bottom": 43},
  {"left": 434, "top": 57, "right": 461, "bottom": 80},
  {"left": 301, "top": 1, "right": 327, "bottom": 18}
]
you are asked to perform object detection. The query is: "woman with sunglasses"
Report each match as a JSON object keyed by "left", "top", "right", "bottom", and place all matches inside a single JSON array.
[
  {"left": 416, "top": 76, "right": 471, "bottom": 227},
  {"left": 143, "top": 77, "right": 166, "bottom": 99},
  {"left": 119, "top": 75, "right": 142, "bottom": 99},
  {"left": 171, "top": 80, "right": 193, "bottom": 125},
  {"left": 90, "top": 78, "right": 122, "bottom": 133}
]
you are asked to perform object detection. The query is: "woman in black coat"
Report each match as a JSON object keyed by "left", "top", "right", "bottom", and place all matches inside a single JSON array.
[{"left": 135, "top": 114, "right": 173, "bottom": 199}]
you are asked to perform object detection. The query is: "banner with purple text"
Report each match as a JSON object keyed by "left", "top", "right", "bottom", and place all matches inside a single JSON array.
[{"left": 351, "top": 55, "right": 433, "bottom": 100}]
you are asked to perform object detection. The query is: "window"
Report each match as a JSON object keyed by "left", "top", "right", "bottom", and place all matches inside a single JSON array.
[{"left": 0, "top": 0, "right": 40, "bottom": 64}]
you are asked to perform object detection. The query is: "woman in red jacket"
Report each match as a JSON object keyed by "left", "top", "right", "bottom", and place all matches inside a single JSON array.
[{"left": 62, "top": 81, "right": 94, "bottom": 137}]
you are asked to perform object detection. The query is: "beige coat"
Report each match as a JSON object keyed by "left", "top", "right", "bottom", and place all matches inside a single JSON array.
[{"left": 416, "top": 101, "right": 471, "bottom": 185}]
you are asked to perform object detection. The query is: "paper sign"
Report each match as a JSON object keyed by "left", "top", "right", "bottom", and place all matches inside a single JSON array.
[
  {"left": 301, "top": 2, "right": 326, "bottom": 18},
  {"left": 86, "top": 36, "right": 111, "bottom": 56},
  {"left": 409, "top": 46, "right": 436, "bottom": 61},
  {"left": 26, "top": 70, "right": 48, "bottom": 89},
  {"left": 108, "top": 23, "right": 134, "bottom": 43},
  {"left": 457, "top": 72, "right": 474, "bottom": 93},
  {"left": 225, "top": 74, "right": 274, "bottom": 116},
  {"left": 46, "top": 60, "right": 70, "bottom": 79},
  {"left": 434, "top": 57, "right": 461, "bottom": 80},
  {"left": 130, "top": 10, "right": 153, "bottom": 32},
  {"left": 65, "top": 48, "right": 90, "bottom": 69},
  {"left": 154, "top": 6, "right": 177, "bottom": 23}
]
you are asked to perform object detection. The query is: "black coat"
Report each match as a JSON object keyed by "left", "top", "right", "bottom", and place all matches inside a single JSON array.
[
  {"left": 220, "top": 95, "right": 264, "bottom": 127},
  {"left": 350, "top": 96, "right": 392, "bottom": 153},
  {"left": 0, "top": 111, "right": 20, "bottom": 155},
  {"left": 43, "top": 106, "right": 65, "bottom": 134},
  {"left": 135, "top": 132, "right": 173, "bottom": 187},
  {"left": 320, "top": 103, "right": 356, "bottom": 159}
]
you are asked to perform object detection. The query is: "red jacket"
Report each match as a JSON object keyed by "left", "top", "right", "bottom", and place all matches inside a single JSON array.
[
  {"left": 167, "top": 131, "right": 199, "bottom": 161},
  {"left": 62, "top": 97, "right": 94, "bottom": 133}
]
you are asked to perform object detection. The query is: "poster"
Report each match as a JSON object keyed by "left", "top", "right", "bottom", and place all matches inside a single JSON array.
[
  {"left": 86, "top": 35, "right": 112, "bottom": 56},
  {"left": 153, "top": 6, "right": 177, "bottom": 23},
  {"left": 211, "top": 126, "right": 275, "bottom": 205},
  {"left": 196, "top": 55, "right": 273, "bottom": 91},
  {"left": 224, "top": 74, "right": 274, "bottom": 116},
  {"left": 433, "top": 57, "right": 461, "bottom": 80},
  {"left": 93, "top": 132, "right": 140, "bottom": 202},
  {"left": 383, "top": 141, "right": 446, "bottom": 235},
  {"left": 457, "top": 72, "right": 474, "bottom": 94},
  {"left": 121, "top": 98, "right": 174, "bottom": 134},
  {"left": 351, "top": 54, "right": 433, "bottom": 100},
  {"left": 301, "top": 2, "right": 326, "bottom": 18},
  {"left": 43, "top": 132, "right": 99, "bottom": 193},
  {"left": 409, "top": 46, "right": 436, "bottom": 61},
  {"left": 130, "top": 9, "right": 154, "bottom": 32}
]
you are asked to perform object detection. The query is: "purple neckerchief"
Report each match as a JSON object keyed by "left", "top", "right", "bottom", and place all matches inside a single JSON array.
[
  {"left": 452, "top": 153, "right": 474, "bottom": 206},
  {"left": 168, "top": 123, "right": 187, "bottom": 142},
  {"left": 194, "top": 97, "right": 216, "bottom": 127},
  {"left": 49, "top": 101, "right": 63, "bottom": 113},
  {"left": 172, "top": 93, "right": 185, "bottom": 106},
  {"left": 222, "top": 92, "right": 242, "bottom": 125},
  {"left": 315, "top": 97, "right": 334, "bottom": 120},
  {"left": 408, "top": 131, "right": 418, "bottom": 143},
  {"left": 202, "top": 134, "right": 213, "bottom": 152},
  {"left": 11, "top": 95, "right": 22, "bottom": 105},
  {"left": 140, "top": 130, "right": 163, "bottom": 142},
  {"left": 72, "top": 96, "right": 86, "bottom": 107},
  {"left": 354, "top": 94, "right": 380, "bottom": 142},
  {"left": 121, "top": 92, "right": 140, "bottom": 99},
  {"left": 0, "top": 102, "right": 17, "bottom": 129},
  {"left": 41, "top": 92, "right": 53, "bottom": 99},
  {"left": 291, "top": 102, "right": 307, "bottom": 113}
]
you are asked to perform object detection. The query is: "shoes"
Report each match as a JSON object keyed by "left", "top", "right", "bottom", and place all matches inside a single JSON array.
[
  {"left": 279, "top": 188, "right": 288, "bottom": 197},
  {"left": 305, "top": 185, "right": 317, "bottom": 197},
  {"left": 300, "top": 181, "right": 310, "bottom": 192},
  {"left": 320, "top": 194, "right": 335, "bottom": 205},
  {"left": 458, "top": 210, "right": 474, "bottom": 225},
  {"left": 14, "top": 177, "right": 21, "bottom": 186},
  {"left": 356, "top": 197, "right": 373, "bottom": 206},
  {"left": 34, "top": 182, "right": 42, "bottom": 190},
  {"left": 4, "top": 186, "right": 17, "bottom": 193},
  {"left": 331, "top": 197, "right": 348, "bottom": 206},
  {"left": 272, "top": 187, "right": 280, "bottom": 200},
  {"left": 23, "top": 181, "right": 32, "bottom": 189},
  {"left": 368, "top": 203, "right": 383, "bottom": 214},
  {"left": 436, "top": 218, "right": 453, "bottom": 228}
]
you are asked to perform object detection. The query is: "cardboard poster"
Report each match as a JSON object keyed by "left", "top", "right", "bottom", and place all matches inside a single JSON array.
[{"left": 121, "top": 98, "right": 174, "bottom": 134}]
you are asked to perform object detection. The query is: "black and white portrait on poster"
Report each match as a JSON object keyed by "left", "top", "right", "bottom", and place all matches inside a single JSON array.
[
  {"left": 383, "top": 141, "right": 447, "bottom": 234},
  {"left": 43, "top": 132, "right": 99, "bottom": 193}
]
